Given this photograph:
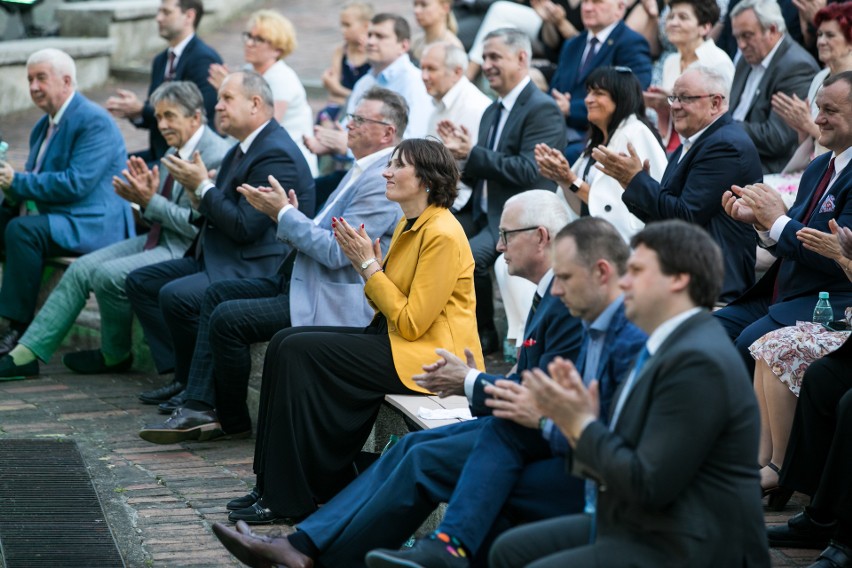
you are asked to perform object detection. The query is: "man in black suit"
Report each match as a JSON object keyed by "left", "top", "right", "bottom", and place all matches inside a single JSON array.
[
  {"left": 438, "top": 27, "right": 566, "bottom": 353},
  {"left": 106, "top": 0, "right": 221, "bottom": 162},
  {"left": 714, "top": 70, "right": 852, "bottom": 375},
  {"left": 490, "top": 220, "right": 770, "bottom": 568},
  {"left": 728, "top": 0, "right": 818, "bottom": 173},
  {"left": 125, "top": 70, "right": 315, "bottom": 404},
  {"left": 593, "top": 65, "right": 762, "bottom": 304}
]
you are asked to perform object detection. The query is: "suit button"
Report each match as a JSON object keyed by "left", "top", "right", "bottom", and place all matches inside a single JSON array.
[{"left": 604, "top": 205, "right": 612, "bottom": 212}]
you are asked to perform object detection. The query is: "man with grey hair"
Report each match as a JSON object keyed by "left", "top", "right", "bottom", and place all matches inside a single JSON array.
[
  {"left": 211, "top": 190, "right": 586, "bottom": 567},
  {"left": 729, "top": 0, "right": 818, "bottom": 173},
  {"left": 0, "top": 81, "right": 230, "bottom": 379},
  {"left": 0, "top": 48, "right": 133, "bottom": 362},
  {"left": 439, "top": 27, "right": 566, "bottom": 354},
  {"left": 592, "top": 65, "right": 764, "bottom": 304},
  {"left": 421, "top": 41, "right": 491, "bottom": 222},
  {"left": 124, "top": 70, "right": 315, "bottom": 404}
]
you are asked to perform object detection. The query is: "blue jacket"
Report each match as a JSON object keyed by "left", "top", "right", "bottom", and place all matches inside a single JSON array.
[{"left": 10, "top": 92, "right": 134, "bottom": 252}]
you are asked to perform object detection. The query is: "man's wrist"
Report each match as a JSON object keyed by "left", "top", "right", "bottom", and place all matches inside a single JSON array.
[{"left": 195, "top": 179, "right": 215, "bottom": 198}]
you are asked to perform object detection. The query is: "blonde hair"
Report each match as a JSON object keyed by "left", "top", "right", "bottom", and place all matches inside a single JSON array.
[
  {"left": 248, "top": 10, "right": 297, "bottom": 59},
  {"left": 342, "top": 1, "right": 374, "bottom": 23},
  {"left": 441, "top": 0, "right": 458, "bottom": 34}
]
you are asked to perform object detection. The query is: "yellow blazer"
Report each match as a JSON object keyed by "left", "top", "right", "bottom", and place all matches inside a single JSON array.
[{"left": 365, "top": 205, "right": 484, "bottom": 392}]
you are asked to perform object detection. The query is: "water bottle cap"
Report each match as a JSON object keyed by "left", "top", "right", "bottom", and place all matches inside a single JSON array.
[
  {"left": 0, "top": 141, "right": 8, "bottom": 152},
  {"left": 819, "top": 291, "right": 829, "bottom": 300}
]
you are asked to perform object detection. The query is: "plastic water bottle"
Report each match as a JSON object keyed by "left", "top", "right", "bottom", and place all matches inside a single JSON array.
[
  {"left": 0, "top": 141, "right": 8, "bottom": 166},
  {"left": 813, "top": 291, "right": 834, "bottom": 325}
]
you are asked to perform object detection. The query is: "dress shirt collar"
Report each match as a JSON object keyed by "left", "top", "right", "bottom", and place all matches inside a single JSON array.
[
  {"left": 830, "top": 145, "right": 852, "bottom": 176},
  {"left": 645, "top": 307, "right": 703, "bottom": 356},
  {"left": 374, "top": 53, "right": 413, "bottom": 83},
  {"left": 239, "top": 120, "right": 271, "bottom": 154},
  {"left": 177, "top": 124, "right": 206, "bottom": 158},
  {"left": 170, "top": 33, "right": 194, "bottom": 60},
  {"left": 585, "top": 294, "right": 624, "bottom": 335},
  {"left": 355, "top": 145, "right": 394, "bottom": 172},
  {"left": 752, "top": 34, "right": 783, "bottom": 72},
  {"left": 680, "top": 113, "right": 723, "bottom": 148},
  {"left": 536, "top": 268, "right": 554, "bottom": 297},
  {"left": 50, "top": 91, "right": 76, "bottom": 123},
  {"left": 498, "top": 76, "right": 531, "bottom": 113},
  {"left": 432, "top": 76, "right": 474, "bottom": 109},
  {"left": 587, "top": 21, "right": 619, "bottom": 46}
]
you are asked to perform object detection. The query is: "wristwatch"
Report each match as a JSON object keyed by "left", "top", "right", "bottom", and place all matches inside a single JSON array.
[
  {"left": 361, "top": 257, "right": 377, "bottom": 271},
  {"left": 568, "top": 178, "right": 583, "bottom": 193}
]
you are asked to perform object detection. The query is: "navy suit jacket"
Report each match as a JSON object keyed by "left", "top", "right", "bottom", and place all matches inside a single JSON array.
[
  {"left": 192, "top": 120, "right": 316, "bottom": 282},
  {"left": 470, "top": 280, "right": 584, "bottom": 415},
  {"left": 550, "top": 21, "right": 652, "bottom": 134},
  {"left": 463, "top": 81, "right": 566, "bottom": 236},
  {"left": 9, "top": 92, "right": 134, "bottom": 252},
  {"left": 139, "top": 35, "right": 222, "bottom": 160},
  {"left": 623, "top": 113, "right": 763, "bottom": 303},
  {"left": 729, "top": 152, "right": 852, "bottom": 324}
]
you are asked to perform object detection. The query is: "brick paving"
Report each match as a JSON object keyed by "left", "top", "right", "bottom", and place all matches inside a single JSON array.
[{"left": 0, "top": 0, "right": 822, "bottom": 566}]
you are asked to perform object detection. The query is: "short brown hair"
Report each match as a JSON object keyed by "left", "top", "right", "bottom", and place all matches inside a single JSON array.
[{"left": 393, "top": 138, "right": 458, "bottom": 208}]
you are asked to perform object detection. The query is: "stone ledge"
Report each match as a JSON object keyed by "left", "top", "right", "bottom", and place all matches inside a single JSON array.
[{"left": 0, "top": 36, "right": 114, "bottom": 65}]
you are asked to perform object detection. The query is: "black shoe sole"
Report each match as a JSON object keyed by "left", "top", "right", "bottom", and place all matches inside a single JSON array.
[
  {"left": 365, "top": 551, "right": 427, "bottom": 568},
  {"left": 139, "top": 422, "right": 225, "bottom": 445}
]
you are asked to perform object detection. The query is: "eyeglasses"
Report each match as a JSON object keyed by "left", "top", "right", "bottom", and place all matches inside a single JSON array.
[
  {"left": 499, "top": 226, "right": 539, "bottom": 246},
  {"left": 667, "top": 93, "right": 724, "bottom": 105},
  {"left": 241, "top": 32, "right": 269, "bottom": 44},
  {"left": 347, "top": 113, "right": 392, "bottom": 127}
]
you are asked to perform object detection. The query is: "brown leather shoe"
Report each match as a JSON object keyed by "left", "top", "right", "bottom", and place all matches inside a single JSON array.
[{"left": 212, "top": 522, "right": 314, "bottom": 568}]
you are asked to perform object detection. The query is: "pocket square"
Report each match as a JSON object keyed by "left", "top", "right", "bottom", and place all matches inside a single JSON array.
[{"left": 819, "top": 195, "right": 836, "bottom": 214}]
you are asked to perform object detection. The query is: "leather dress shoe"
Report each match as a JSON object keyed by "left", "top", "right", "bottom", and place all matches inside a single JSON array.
[
  {"left": 366, "top": 535, "right": 470, "bottom": 568},
  {"left": 139, "top": 407, "right": 227, "bottom": 445},
  {"left": 810, "top": 541, "right": 852, "bottom": 568},
  {"left": 158, "top": 390, "right": 187, "bottom": 414},
  {"left": 212, "top": 521, "right": 314, "bottom": 567},
  {"left": 228, "top": 499, "right": 287, "bottom": 525},
  {"left": 227, "top": 486, "right": 260, "bottom": 511},
  {"left": 0, "top": 328, "right": 22, "bottom": 357},
  {"left": 768, "top": 511, "right": 837, "bottom": 549},
  {"left": 63, "top": 349, "right": 133, "bottom": 374},
  {"left": 478, "top": 327, "right": 499, "bottom": 356},
  {"left": 0, "top": 354, "right": 38, "bottom": 381},
  {"left": 139, "top": 380, "right": 185, "bottom": 404}
]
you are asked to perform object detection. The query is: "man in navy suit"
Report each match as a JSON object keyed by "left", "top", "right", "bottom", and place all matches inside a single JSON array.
[
  {"left": 715, "top": 70, "right": 852, "bottom": 375},
  {"left": 549, "top": 0, "right": 652, "bottom": 162},
  {"left": 124, "top": 70, "right": 315, "bottom": 390},
  {"left": 439, "top": 28, "right": 566, "bottom": 354},
  {"left": 0, "top": 48, "right": 133, "bottom": 357},
  {"left": 593, "top": 65, "right": 762, "bottom": 304},
  {"left": 106, "top": 0, "right": 221, "bottom": 162},
  {"left": 366, "top": 217, "right": 646, "bottom": 568},
  {"left": 211, "top": 190, "right": 584, "bottom": 567},
  {"left": 135, "top": 87, "right": 406, "bottom": 448}
]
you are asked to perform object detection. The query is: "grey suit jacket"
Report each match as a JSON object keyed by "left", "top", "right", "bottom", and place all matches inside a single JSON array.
[
  {"left": 141, "top": 126, "right": 230, "bottom": 257},
  {"left": 278, "top": 154, "right": 402, "bottom": 327},
  {"left": 569, "top": 311, "right": 770, "bottom": 567},
  {"left": 729, "top": 35, "right": 818, "bottom": 174}
]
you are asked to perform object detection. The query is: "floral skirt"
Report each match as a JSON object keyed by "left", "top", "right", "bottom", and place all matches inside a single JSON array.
[{"left": 749, "top": 322, "right": 850, "bottom": 396}]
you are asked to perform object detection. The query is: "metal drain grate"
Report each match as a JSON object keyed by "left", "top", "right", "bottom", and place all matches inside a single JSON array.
[{"left": 0, "top": 439, "right": 125, "bottom": 568}]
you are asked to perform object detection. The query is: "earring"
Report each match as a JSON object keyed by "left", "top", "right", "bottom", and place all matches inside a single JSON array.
[{"left": 425, "top": 187, "right": 430, "bottom": 193}]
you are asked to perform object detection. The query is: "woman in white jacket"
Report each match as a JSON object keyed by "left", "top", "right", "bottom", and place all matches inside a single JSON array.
[{"left": 535, "top": 66, "right": 668, "bottom": 243}]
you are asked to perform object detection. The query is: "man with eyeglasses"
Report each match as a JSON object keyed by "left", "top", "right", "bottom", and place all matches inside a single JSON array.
[
  {"left": 210, "top": 190, "right": 586, "bottom": 567},
  {"left": 137, "top": 87, "right": 404, "bottom": 455},
  {"left": 106, "top": 0, "right": 222, "bottom": 163},
  {"left": 591, "top": 64, "right": 763, "bottom": 304}
]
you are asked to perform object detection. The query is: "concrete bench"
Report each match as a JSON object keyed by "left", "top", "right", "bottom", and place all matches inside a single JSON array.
[{"left": 0, "top": 37, "right": 114, "bottom": 114}]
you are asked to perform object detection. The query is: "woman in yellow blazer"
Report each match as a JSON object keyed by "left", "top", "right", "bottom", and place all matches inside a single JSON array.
[{"left": 230, "top": 139, "right": 484, "bottom": 524}]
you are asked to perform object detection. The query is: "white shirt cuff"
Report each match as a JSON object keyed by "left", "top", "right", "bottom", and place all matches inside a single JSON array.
[
  {"left": 463, "top": 369, "right": 482, "bottom": 401},
  {"left": 196, "top": 179, "right": 215, "bottom": 198},
  {"left": 768, "top": 215, "right": 791, "bottom": 243},
  {"left": 541, "top": 418, "right": 554, "bottom": 441},
  {"left": 277, "top": 204, "right": 294, "bottom": 224}
]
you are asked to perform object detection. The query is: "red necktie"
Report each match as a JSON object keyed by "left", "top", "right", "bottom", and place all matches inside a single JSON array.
[
  {"left": 165, "top": 50, "right": 177, "bottom": 81},
  {"left": 802, "top": 157, "right": 835, "bottom": 222}
]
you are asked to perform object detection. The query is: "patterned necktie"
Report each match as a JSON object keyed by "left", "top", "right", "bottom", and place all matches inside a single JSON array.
[
  {"left": 165, "top": 50, "right": 177, "bottom": 81},
  {"left": 143, "top": 152, "right": 180, "bottom": 250},
  {"left": 579, "top": 37, "right": 599, "bottom": 77}
]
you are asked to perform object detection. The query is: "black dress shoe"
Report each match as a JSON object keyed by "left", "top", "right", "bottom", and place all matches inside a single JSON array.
[
  {"left": 139, "top": 380, "right": 185, "bottom": 404},
  {"left": 139, "top": 407, "right": 225, "bottom": 444},
  {"left": 158, "top": 390, "right": 187, "bottom": 414},
  {"left": 479, "top": 327, "right": 499, "bottom": 356},
  {"left": 768, "top": 510, "right": 837, "bottom": 549},
  {"left": 810, "top": 541, "right": 852, "bottom": 568},
  {"left": 227, "top": 487, "right": 260, "bottom": 511},
  {"left": 0, "top": 328, "right": 22, "bottom": 357},
  {"left": 228, "top": 499, "right": 287, "bottom": 524},
  {"left": 0, "top": 355, "right": 38, "bottom": 381},
  {"left": 62, "top": 349, "right": 133, "bottom": 374},
  {"left": 212, "top": 522, "right": 314, "bottom": 567}
]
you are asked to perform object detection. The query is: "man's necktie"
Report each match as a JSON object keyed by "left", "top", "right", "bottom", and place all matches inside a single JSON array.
[
  {"left": 472, "top": 102, "right": 504, "bottom": 222},
  {"left": 802, "top": 157, "right": 835, "bottom": 222},
  {"left": 33, "top": 121, "right": 57, "bottom": 174},
  {"left": 530, "top": 291, "right": 542, "bottom": 315},
  {"left": 165, "top": 50, "right": 177, "bottom": 81},
  {"left": 143, "top": 153, "right": 179, "bottom": 251},
  {"left": 578, "top": 37, "right": 599, "bottom": 77}
]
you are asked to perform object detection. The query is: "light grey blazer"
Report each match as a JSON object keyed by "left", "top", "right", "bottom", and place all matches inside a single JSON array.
[
  {"left": 141, "top": 125, "right": 230, "bottom": 256},
  {"left": 277, "top": 155, "right": 402, "bottom": 327}
]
